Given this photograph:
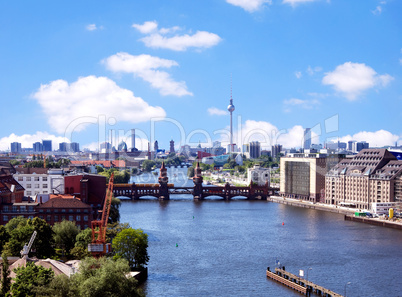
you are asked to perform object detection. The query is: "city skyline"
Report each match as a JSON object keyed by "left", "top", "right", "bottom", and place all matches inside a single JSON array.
[{"left": 1, "top": 0, "right": 401, "bottom": 151}]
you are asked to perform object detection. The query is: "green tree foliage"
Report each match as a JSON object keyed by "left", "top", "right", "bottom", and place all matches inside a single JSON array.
[
  {"left": 109, "top": 197, "right": 121, "bottom": 224},
  {"left": 27, "top": 218, "right": 55, "bottom": 259},
  {"left": 131, "top": 167, "right": 138, "bottom": 175},
  {"left": 141, "top": 160, "right": 155, "bottom": 172},
  {"left": 3, "top": 218, "right": 33, "bottom": 257},
  {"left": 35, "top": 274, "right": 71, "bottom": 297},
  {"left": 106, "top": 222, "right": 130, "bottom": 244},
  {"left": 9, "top": 160, "right": 21, "bottom": 166},
  {"left": 10, "top": 262, "right": 54, "bottom": 297},
  {"left": 0, "top": 226, "right": 10, "bottom": 255},
  {"left": 187, "top": 166, "right": 194, "bottom": 178},
  {"left": 112, "top": 228, "right": 149, "bottom": 270},
  {"left": 3, "top": 217, "right": 54, "bottom": 258},
  {"left": 1, "top": 251, "right": 11, "bottom": 296},
  {"left": 96, "top": 166, "right": 104, "bottom": 173},
  {"left": 70, "top": 228, "right": 93, "bottom": 260},
  {"left": 53, "top": 221, "right": 80, "bottom": 257},
  {"left": 99, "top": 169, "right": 130, "bottom": 183},
  {"left": 73, "top": 257, "right": 144, "bottom": 297}
]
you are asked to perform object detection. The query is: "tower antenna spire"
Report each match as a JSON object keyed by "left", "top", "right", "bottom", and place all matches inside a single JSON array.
[{"left": 227, "top": 74, "right": 235, "bottom": 153}]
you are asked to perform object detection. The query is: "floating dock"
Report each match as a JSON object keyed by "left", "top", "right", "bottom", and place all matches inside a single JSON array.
[{"left": 266, "top": 267, "right": 343, "bottom": 297}]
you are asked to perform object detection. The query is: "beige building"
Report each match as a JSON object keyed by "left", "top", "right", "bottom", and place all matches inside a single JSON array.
[
  {"left": 280, "top": 153, "right": 344, "bottom": 202},
  {"left": 325, "top": 149, "right": 402, "bottom": 211}
]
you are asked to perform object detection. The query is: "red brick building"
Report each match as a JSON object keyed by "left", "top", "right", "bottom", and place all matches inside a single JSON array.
[{"left": 35, "top": 194, "right": 93, "bottom": 229}]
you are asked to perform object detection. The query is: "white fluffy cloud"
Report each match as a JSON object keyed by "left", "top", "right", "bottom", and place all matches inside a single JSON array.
[
  {"left": 0, "top": 132, "right": 69, "bottom": 151},
  {"left": 103, "top": 52, "right": 192, "bottom": 97},
  {"left": 322, "top": 62, "right": 393, "bottom": 100},
  {"left": 86, "top": 24, "right": 97, "bottom": 31},
  {"left": 208, "top": 107, "right": 228, "bottom": 116},
  {"left": 32, "top": 75, "right": 166, "bottom": 134},
  {"left": 132, "top": 21, "right": 158, "bottom": 34},
  {"left": 283, "top": 98, "right": 320, "bottom": 112},
  {"left": 283, "top": 0, "right": 317, "bottom": 6},
  {"left": 218, "top": 120, "right": 313, "bottom": 149},
  {"left": 338, "top": 130, "right": 399, "bottom": 148},
  {"left": 132, "top": 21, "right": 221, "bottom": 51},
  {"left": 226, "top": 0, "right": 272, "bottom": 12}
]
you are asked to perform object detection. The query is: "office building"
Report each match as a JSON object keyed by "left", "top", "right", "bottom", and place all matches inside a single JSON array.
[
  {"left": 10, "top": 142, "right": 22, "bottom": 154},
  {"left": 33, "top": 142, "right": 43, "bottom": 152},
  {"left": 249, "top": 141, "right": 261, "bottom": 159},
  {"left": 271, "top": 144, "right": 282, "bottom": 160},
  {"left": 42, "top": 140, "right": 52, "bottom": 152},
  {"left": 170, "top": 140, "right": 175, "bottom": 154},
  {"left": 303, "top": 128, "right": 311, "bottom": 150},
  {"left": 325, "top": 148, "right": 402, "bottom": 210},
  {"left": 280, "top": 152, "right": 344, "bottom": 202}
]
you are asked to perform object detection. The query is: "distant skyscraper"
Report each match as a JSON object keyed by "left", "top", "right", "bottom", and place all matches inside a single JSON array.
[
  {"left": 303, "top": 128, "right": 311, "bottom": 151},
  {"left": 227, "top": 80, "right": 235, "bottom": 153},
  {"left": 42, "top": 140, "right": 52, "bottom": 152},
  {"left": 272, "top": 144, "right": 282, "bottom": 160},
  {"left": 170, "top": 140, "right": 175, "bottom": 154},
  {"left": 154, "top": 140, "right": 159, "bottom": 152},
  {"left": 11, "top": 142, "right": 22, "bottom": 153},
  {"left": 70, "top": 142, "right": 80, "bottom": 152},
  {"left": 249, "top": 141, "right": 261, "bottom": 159},
  {"left": 33, "top": 142, "right": 43, "bottom": 152},
  {"left": 356, "top": 141, "right": 369, "bottom": 152},
  {"left": 59, "top": 142, "right": 68, "bottom": 152}
]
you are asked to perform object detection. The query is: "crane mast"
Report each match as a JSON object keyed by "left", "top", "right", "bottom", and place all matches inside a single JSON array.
[{"left": 88, "top": 173, "right": 114, "bottom": 257}]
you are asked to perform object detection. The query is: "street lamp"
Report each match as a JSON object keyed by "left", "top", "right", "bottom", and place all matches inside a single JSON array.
[{"left": 344, "top": 282, "right": 351, "bottom": 297}]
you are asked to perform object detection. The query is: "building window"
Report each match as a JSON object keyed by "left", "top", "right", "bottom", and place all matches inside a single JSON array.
[
  {"left": 39, "top": 209, "right": 44, "bottom": 213},
  {"left": 42, "top": 177, "right": 48, "bottom": 181},
  {"left": 69, "top": 209, "right": 73, "bottom": 213},
  {"left": 26, "top": 191, "right": 32, "bottom": 195},
  {"left": 62, "top": 209, "right": 66, "bottom": 213},
  {"left": 43, "top": 184, "right": 48, "bottom": 188},
  {"left": 54, "top": 215, "right": 59, "bottom": 222},
  {"left": 20, "top": 206, "right": 26, "bottom": 212},
  {"left": 18, "top": 177, "right": 23, "bottom": 181},
  {"left": 12, "top": 206, "right": 18, "bottom": 212},
  {"left": 34, "top": 177, "right": 40, "bottom": 181},
  {"left": 39, "top": 215, "right": 44, "bottom": 219},
  {"left": 84, "top": 215, "right": 88, "bottom": 221},
  {"left": 46, "top": 215, "right": 51, "bottom": 221},
  {"left": 69, "top": 215, "right": 74, "bottom": 221},
  {"left": 35, "top": 184, "right": 40, "bottom": 188},
  {"left": 62, "top": 216, "right": 66, "bottom": 221},
  {"left": 76, "top": 215, "right": 81, "bottom": 221},
  {"left": 28, "top": 206, "right": 34, "bottom": 212},
  {"left": 3, "top": 206, "right": 9, "bottom": 212},
  {"left": 26, "top": 177, "right": 31, "bottom": 181},
  {"left": 43, "top": 191, "right": 48, "bottom": 194},
  {"left": 27, "top": 184, "right": 32, "bottom": 188},
  {"left": 3, "top": 215, "right": 8, "bottom": 222}
]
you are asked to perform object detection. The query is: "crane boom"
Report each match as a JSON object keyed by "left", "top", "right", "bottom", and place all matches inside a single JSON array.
[
  {"left": 88, "top": 173, "right": 114, "bottom": 257},
  {"left": 21, "top": 230, "right": 37, "bottom": 259}
]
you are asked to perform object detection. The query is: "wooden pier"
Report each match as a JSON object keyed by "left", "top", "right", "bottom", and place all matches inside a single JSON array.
[{"left": 266, "top": 267, "right": 343, "bottom": 297}]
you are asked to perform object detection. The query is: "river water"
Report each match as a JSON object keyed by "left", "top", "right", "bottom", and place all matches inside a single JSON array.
[{"left": 119, "top": 168, "right": 402, "bottom": 297}]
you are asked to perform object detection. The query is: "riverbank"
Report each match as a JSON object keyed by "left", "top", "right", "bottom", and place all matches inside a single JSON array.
[
  {"left": 268, "top": 196, "right": 402, "bottom": 230},
  {"left": 267, "top": 196, "right": 356, "bottom": 215}
]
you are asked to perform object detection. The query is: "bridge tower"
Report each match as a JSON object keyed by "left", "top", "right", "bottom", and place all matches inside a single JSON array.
[
  {"left": 158, "top": 161, "right": 169, "bottom": 200},
  {"left": 193, "top": 162, "right": 203, "bottom": 199}
]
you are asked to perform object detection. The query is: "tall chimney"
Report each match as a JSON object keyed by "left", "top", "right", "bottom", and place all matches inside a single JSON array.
[{"left": 131, "top": 129, "right": 135, "bottom": 151}]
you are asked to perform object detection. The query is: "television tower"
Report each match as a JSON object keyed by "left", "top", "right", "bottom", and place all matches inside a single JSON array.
[{"left": 227, "top": 78, "right": 235, "bottom": 153}]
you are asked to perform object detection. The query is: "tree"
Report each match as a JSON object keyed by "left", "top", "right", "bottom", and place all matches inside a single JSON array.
[
  {"left": 53, "top": 221, "right": 80, "bottom": 257},
  {"left": 1, "top": 251, "right": 11, "bottom": 296},
  {"left": 187, "top": 166, "right": 194, "bottom": 178},
  {"left": 141, "top": 160, "right": 155, "bottom": 172},
  {"left": 96, "top": 165, "right": 104, "bottom": 173},
  {"left": 71, "top": 257, "right": 144, "bottom": 297},
  {"left": 4, "top": 218, "right": 33, "bottom": 257},
  {"left": 27, "top": 217, "right": 55, "bottom": 259},
  {"left": 10, "top": 262, "right": 54, "bottom": 297},
  {"left": 106, "top": 222, "right": 130, "bottom": 244},
  {"left": 71, "top": 228, "right": 92, "bottom": 260},
  {"left": 112, "top": 228, "right": 149, "bottom": 270},
  {"left": 109, "top": 197, "right": 121, "bottom": 224},
  {"left": 0, "top": 226, "right": 10, "bottom": 255},
  {"left": 131, "top": 167, "right": 138, "bottom": 175}
]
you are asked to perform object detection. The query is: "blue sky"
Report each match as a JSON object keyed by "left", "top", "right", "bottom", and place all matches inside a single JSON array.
[{"left": 0, "top": 0, "right": 401, "bottom": 152}]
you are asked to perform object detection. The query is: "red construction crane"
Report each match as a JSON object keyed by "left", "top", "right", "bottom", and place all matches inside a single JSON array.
[{"left": 88, "top": 173, "right": 114, "bottom": 257}]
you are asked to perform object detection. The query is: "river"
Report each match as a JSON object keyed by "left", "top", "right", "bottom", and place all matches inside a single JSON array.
[{"left": 118, "top": 168, "right": 402, "bottom": 296}]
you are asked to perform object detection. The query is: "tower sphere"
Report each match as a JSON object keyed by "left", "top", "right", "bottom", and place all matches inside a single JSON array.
[{"left": 227, "top": 104, "right": 235, "bottom": 112}]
